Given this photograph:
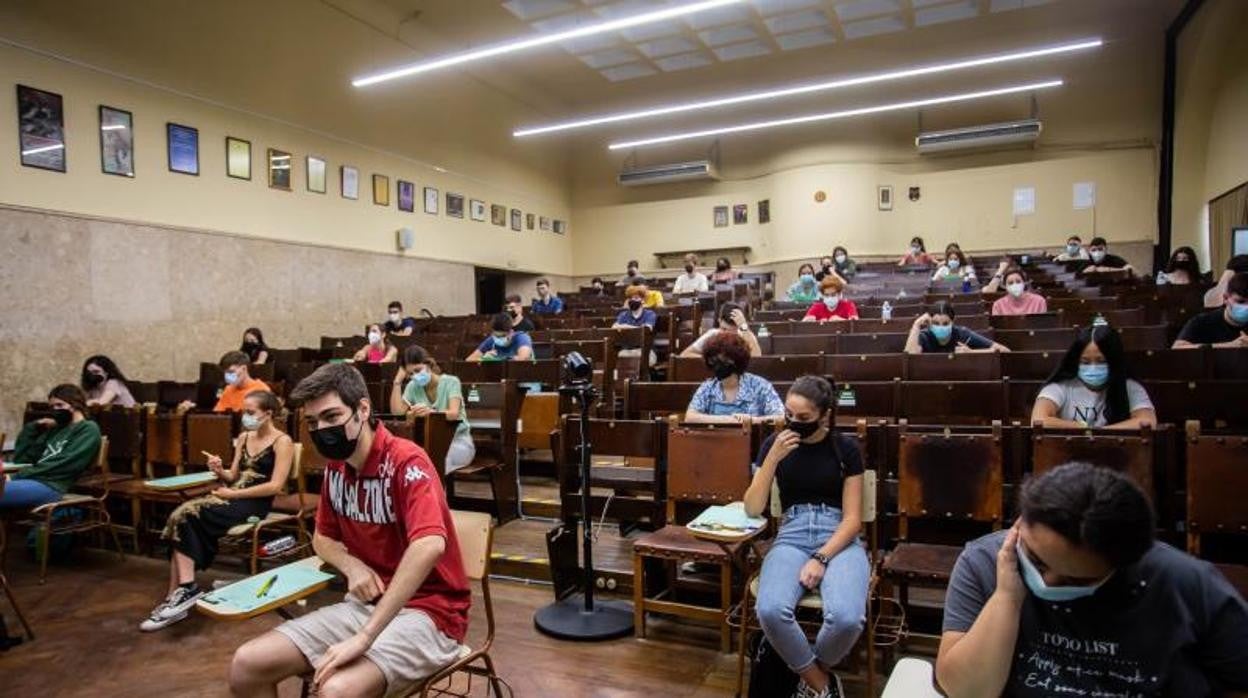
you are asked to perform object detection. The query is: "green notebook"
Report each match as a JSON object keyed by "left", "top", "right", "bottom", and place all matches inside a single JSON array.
[
  {"left": 687, "top": 504, "right": 765, "bottom": 535},
  {"left": 144, "top": 471, "right": 217, "bottom": 490},
  {"left": 200, "top": 565, "right": 334, "bottom": 613}
]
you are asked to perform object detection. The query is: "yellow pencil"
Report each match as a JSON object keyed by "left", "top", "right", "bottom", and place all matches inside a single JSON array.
[{"left": 255, "top": 575, "right": 278, "bottom": 598}]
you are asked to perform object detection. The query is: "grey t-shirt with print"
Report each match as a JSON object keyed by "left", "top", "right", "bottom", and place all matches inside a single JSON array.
[{"left": 1036, "top": 378, "right": 1153, "bottom": 427}]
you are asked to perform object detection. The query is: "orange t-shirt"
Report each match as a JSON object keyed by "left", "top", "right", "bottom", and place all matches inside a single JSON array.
[{"left": 213, "top": 377, "right": 269, "bottom": 413}]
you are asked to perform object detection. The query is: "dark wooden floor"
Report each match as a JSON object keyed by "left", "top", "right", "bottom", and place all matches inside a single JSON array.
[{"left": 0, "top": 546, "right": 785, "bottom": 698}]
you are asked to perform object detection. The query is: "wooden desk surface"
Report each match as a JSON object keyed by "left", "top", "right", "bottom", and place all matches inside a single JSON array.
[{"left": 196, "top": 556, "right": 332, "bottom": 621}]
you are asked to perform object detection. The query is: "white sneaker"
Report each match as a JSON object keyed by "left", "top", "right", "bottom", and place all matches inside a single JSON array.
[{"left": 138, "top": 586, "right": 203, "bottom": 632}]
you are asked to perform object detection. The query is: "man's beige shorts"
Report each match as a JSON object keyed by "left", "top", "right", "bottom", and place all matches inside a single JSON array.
[{"left": 275, "top": 596, "right": 462, "bottom": 695}]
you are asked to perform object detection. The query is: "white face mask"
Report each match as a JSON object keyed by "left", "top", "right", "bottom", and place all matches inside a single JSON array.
[
  {"left": 1007, "top": 282, "right": 1025, "bottom": 298},
  {"left": 368, "top": 331, "right": 382, "bottom": 345},
  {"left": 388, "top": 312, "right": 400, "bottom": 322},
  {"left": 834, "top": 254, "right": 846, "bottom": 264},
  {"left": 823, "top": 294, "right": 841, "bottom": 309},
  {"left": 1090, "top": 249, "right": 1106, "bottom": 263}
]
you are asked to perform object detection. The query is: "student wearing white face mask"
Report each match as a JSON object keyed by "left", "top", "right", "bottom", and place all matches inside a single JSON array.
[
  {"left": 1031, "top": 326, "right": 1156, "bottom": 429},
  {"left": 142, "top": 390, "right": 293, "bottom": 631},
  {"left": 982, "top": 262, "right": 1048, "bottom": 316},
  {"left": 353, "top": 324, "right": 398, "bottom": 364},
  {"left": 391, "top": 345, "right": 474, "bottom": 474},
  {"left": 383, "top": 301, "right": 416, "bottom": 337},
  {"left": 1054, "top": 234, "right": 1089, "bottom": 262},
  {"left": 801, "top": 275, "right": 859, "bottom": 322},
  {"left": 936, "top": 463, "right": 1248, "bottom": 698},
  {"left": 1080, "top": 237, "right": 1133, "bottom": 275}
]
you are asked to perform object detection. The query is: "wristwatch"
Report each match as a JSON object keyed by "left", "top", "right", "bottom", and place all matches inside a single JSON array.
[{"left": 810, "top": 551, "right": 830, "bottom": 565}]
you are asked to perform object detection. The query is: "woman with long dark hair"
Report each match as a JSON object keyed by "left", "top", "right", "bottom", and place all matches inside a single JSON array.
[
  {"left": 1031, "top": 326, "right": 1157, "bottom": 429},
  {"left": 81, "top": 354, "right": 136, "bottom": 408},
  {"left": 744, "top": 375, "right": 869, "bottom": 698},
  {"left": 1162, "top": 246, "right": 1203, "bottom": 285},
  {"left": 240, "top": 327, "right": 269, "bottom": 365}
]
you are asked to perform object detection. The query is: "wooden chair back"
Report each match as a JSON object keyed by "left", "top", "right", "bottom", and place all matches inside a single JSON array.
[
  {"left": 144, "top": 409, "right": 185, "bottom": 477},
  {"left": 1185, "top": 427, "right": 1248, "bottom": 557},
  {"left": 271, "top": 443, "right": 306, "bottom": 514},
  {"left": 623, "top": 380, "right": 699, "bottom": 419},
  {"left": 506, "top": 359, "right": 563, "bottom": 388},
  {"left": 449, "top": 360, "right": 505, "bottom": 384},
  {"left": 517, "top": 392, "right": 562, "bottom": 451},
  {"left": 825, "top": 354, "right": 905, "bottom": 382},
  {"left": 665, "top": 422, "right": 753, "bottom": 521},
  {"left": 89, "top": 405, "right": 144, "bottom": 476},
  {"left": 837, "top": 333, "right": 909, "bottom": 355},
  {"left": 832, "top": 381, "right": 898, "bottom": 424},
  {"left": 770, "top": 334, "right": 836, "bottom": 355},
  {"left": 900, "top": 381, "right": 1005, "bottom": 424},
  {"left": 1031, "top": 428, "right": 1156, "bottom": 498},
  {"left": 905, "top": 353, "right": 1001, "bottom": 381},
  {"left": 994, "top": 328, "right": 1076, "bottom": 352},
  {"left": 186, "top": 412, "right": 237, "bottom": 470},
  {"left": 296, "top": 412, "right": 330, "bottom": 474},
  {"left": 555, "top": 415, "right": 666, "bottom": 525},
  {"left": 896, "top": 427, "right": 1004, "bottom": 539},
  {"left": 452, "top": 509, "right": 495, "bottom": 582},
  {"left": 990, "top": 313, "right": 1063, "bottom": 330},
  {"left": 92, "top": 436, "right": 112, "bottom": 496},
  {"left": 1001, "top": 351, "right": 1063, "bottom": 380}
]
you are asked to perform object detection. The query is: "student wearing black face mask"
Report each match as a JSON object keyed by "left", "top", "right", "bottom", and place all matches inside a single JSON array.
[
  {"left": 239, "top": 327, "right": 270, "bottom": 365},
  {"left": 612, "top": 285, "right": 657, "bottom": 330},
  {"left": 743, "top": 375, "right": 868, "bottom": 698},
  {"left": 2, "top": 384, "right": 101, "bottom": 510},
  {"left": 81, "top": 354, "right": 136, "bottom": 408},
  {"left": 685, "top": 332, "right": 782, "bottom": 424},
  {"left": 673, "top": 254, "right": 709, "bottom": 294},
  {"left": 230, "top": 363, "right": 470, "bottom": 697}
]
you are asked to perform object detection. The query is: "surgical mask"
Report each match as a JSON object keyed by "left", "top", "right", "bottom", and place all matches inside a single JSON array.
[
  {"left": 1066, "top": 243, "right": 1080, "bottom": 254},
  {"left": 310, "top": 410, "right": 361, "bottom": 461},
  {"left": 947, "top": 259, "right": 961, "bottom": 271},
  {"left": 822, "top": 294, "right": 840, "bottom": 309},
  {"left": 412, "top": 368, "right": 432, "bottom": 387},
  {"left": 1078, "top": 363, "right": 1109, "bottom": 388},
  {"left": 834, "top": 254, "right": 846, "bottom": 264},
  {"left": 52, "top": 408, "right": 73, "bottom": 427},
  {"left": 1090, "top": 250, "right": 1106, "bottom": 263},
  {"left": 1229, "top": 302, "right": 1248, "bottom": 325},
  {"left": 628, "top": 299, "right": 643, "bottom": 311},
  {"left": 1017, "top": 541, "right": 1107, "bottom": 603},
  {"left": 592, "top": 283, "right": 603, "bottom": 291},
  {"left": 684, "top": 264, "right": 694, "bottom": 274},
  {"left": 224, "top": 370, "right": 240, "bottom": 386},
  {"left": 785, "top": 417, "right": 821, "bottom": 439},
  {"left": 1007, "top": 282, "right": 1025, "bottom": 298},
  {"left": 241, "top": 413, "right": 264, "bottom": 431},
  {"left": 910, "top": 245, "right": 921, "bottom": 254},
  {"left": 493, "top": 334, "right": 512, "bottom": 349},
  {"left": 388, "top": 312, "right": 400, "bottom": 323},
  {"left": 930, "top": 324, "right": 953, "bottom": 343},
  {"left": 799, "top": 274, "right": 815, "bottom": 285},
  {"left": 708, "top": 359, "right": 735, "bottom": 381},
  {"left": 368, "top": 331, "right": 382, "bottom": 345}
]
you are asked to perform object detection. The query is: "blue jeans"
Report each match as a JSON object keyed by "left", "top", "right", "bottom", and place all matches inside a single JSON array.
[
  {"left": 755, "top": 504, "right": 870, "bottom": 673},
  {"left": 0, "top": 479, "right": 61, "bottom": 509}
]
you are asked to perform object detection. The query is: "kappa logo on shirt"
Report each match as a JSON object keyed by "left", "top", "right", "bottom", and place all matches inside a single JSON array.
[{"left": 404, "top": 464, "right": 428, "bottom": 484}]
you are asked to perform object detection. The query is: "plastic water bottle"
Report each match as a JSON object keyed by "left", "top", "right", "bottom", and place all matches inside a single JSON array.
[
  {"left": 757, "top": 324, "right": 771, "bottom": 338},
  {"left": 962, "top": 277, "right": 972, "bottom": 293},
  {"left": 1156, "top": 270, "right": 1168, "bottom": 286},
  {"left": 897, "top": 288, "right": 907, "bottom": 299},
  {"left": 881, "top": 301, "right": 893, "bottom": 322}
]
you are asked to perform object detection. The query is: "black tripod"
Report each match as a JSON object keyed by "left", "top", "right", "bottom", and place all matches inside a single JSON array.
[{"left": 533, "top": 359, "right": 633, "bottom": 641}]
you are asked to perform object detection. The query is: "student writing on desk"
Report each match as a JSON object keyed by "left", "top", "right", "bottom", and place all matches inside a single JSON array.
[
  {"left": 141, "top": 389, "right": 293, "bottom": 632},
  {"left": 229, "top": 364, "right": 470, "bottom": 698}
]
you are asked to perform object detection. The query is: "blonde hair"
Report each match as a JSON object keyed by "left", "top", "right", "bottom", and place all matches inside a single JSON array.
[
  {"left": 818, "top": 275, "right": 845, "bottom": 294},
  {"left": 625, "top": 284, "right": 648, "bottom": 299}
]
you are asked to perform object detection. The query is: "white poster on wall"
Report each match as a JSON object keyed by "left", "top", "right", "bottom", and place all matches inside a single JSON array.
[
  {"left": 1073, "top": 181, "right": 1097, "bottom": 209},
  {"left": 1013, "top": 186, "right": 1036, "bottom": 216}
]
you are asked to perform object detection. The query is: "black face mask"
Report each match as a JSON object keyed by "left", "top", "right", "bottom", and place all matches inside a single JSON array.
[
  {"left": 717, "top": 263, "right": 728, "bottom": 271},
  {"left": 310, "top": 410, "right": 361, "bottom": 461},
  {"left": 242, "top": 340, "right": 258, "bottom": 352},
  {"left": 684, "top": 265, "right": 694, "bottom": 274},
  {"left": 508, "top": 309, "right": 519, "bottom": 319},
  {"left": 708, "top": 358, "right": 736, "bottom": 381},
  {"left": 83, "top": 372, "right": 105, "bottom": 388},
  {"left": 52, "top": 408, "right": 73, "bottom": 427},
  {"left": 785, "top": 416, "right": 821, "bottom": 438},
  {"left": 628, "top": 299, "right": 643, "bottom": 311}
]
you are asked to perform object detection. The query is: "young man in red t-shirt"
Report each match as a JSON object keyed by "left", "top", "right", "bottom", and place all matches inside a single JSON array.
[
  {"left": 229, "top": 364, "right": 470, "bottom": 698},
  {"left": 801, "top": 274, "right": 859, "bottom": 322}
]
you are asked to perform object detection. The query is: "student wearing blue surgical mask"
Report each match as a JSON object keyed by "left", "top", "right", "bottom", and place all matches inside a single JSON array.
[
  {"left": 1174, "top": 271, "right": 1248, "bottom": 349},
  {"left": 787, "top": 263, "right": 821, "bottom": 303},
  {"left": 1032, "top": 325, "right": 1156, "bottom": 429},
  {"left": 905, "top": 302, "right": 1007, "bottom": 354},
  {"left": 932, "top": 248, "right": 976, "bottom": 283},
  {"left": 212, "top": 351, "right": 269, "bottom": 413},
  {"left": 1054, "top": 234, "right": 1089, "bottom": 262},
  {"left": 936, "top": 463, "right": 1248, "bottom": 697},
  {"left": 391, "top": 345, "right": 474, "bottom": 474},
  {"left": 467, "top": 312, "right": 534, "bottom": 362},
  {"left": 802, "top": 275, "right": 859, "bottom": 322}
]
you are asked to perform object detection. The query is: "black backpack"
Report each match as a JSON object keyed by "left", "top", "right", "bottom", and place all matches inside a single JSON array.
[{"left": 747, "top": 633, "right": 799, "bottom": 698}]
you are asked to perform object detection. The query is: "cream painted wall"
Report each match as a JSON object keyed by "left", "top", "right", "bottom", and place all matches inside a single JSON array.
[
  {"left": 571, "top": 148, "right": 1157, "bottom": 276},
  {"left": 0, "top": 42, "right": 575, "bottom": 276},
  {"left": 1170, "top": 0, "right": 1248, "bottom": 267}
]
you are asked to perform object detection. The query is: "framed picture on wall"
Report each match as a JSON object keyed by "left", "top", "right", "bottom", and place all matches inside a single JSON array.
[
  {"left": 398, "top": 180, "right": 415, "bottom": 212},
  {"left": 16, "top": 84, "right": 66, "bottom": 172},
  {"left": 540, "top": 216, "right": 551, "bottom": 231},
  {"left": 446, "top": 192, "right": 464, "bottom": 218},
  {"left": 470, "top": 199, "right": 486, "bottom": 221},
  {"left": 226, "top": 137, "right": 251, "bottom": 180},
  {"left": 733, "top": 204, "right": 748, "bottom": 225},
  {"left": 372, "top": 174, "right": 390, "bottom": 206},
  {"left": 491, "top": 204, "right": 506, "bottom": 226},
  {"left": 510, "top": 209, "right": 522, "bottom": 231},
  {"left": 98, "top": 105, "right": 134, "bottom": 177},
  {"left": 166, "top": 122, "right": 199, "bottom": 175},
  {"left": 553, "top": 220, "right": 566, "bottom": 235},
  {"left": 878, "top": 185, "right": 893, "bottom": 211},
  {"left": 268, "top": 148, "right": 292, "bottom": 190},
  {"left": 526, "top": 213, "right": 535, "bottom": 230},
  {"left": 713, "top": 205, "right": 728, "bottom": 228},
  {"left": 758, "top": 199, "right": 770, "bottom": 224},
  {"left": 423, "top": 186, "right": 439, "bottom": 214},
  {"left": 306, "top": 155, "right": 326, "bottom": 193},
  {"left": 341, "top": 165, "right": 359, "bottom": 199}
]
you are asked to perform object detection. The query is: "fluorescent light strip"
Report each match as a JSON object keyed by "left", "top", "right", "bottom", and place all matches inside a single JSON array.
[
  {"left": 21, "top": 143, "right": 65, "bottom": 155},
  {"left": 607, "top": 79, "right": 1063, "bottom": 150},
  {"left": 517, "top": 38, "right": 1099, "bottom": 137},
  {"left": 353, "top": 0, "right": 745, "bottom": 87},
  {"left": 100, "top": 124, "right": 127, "bottom": 131}
]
